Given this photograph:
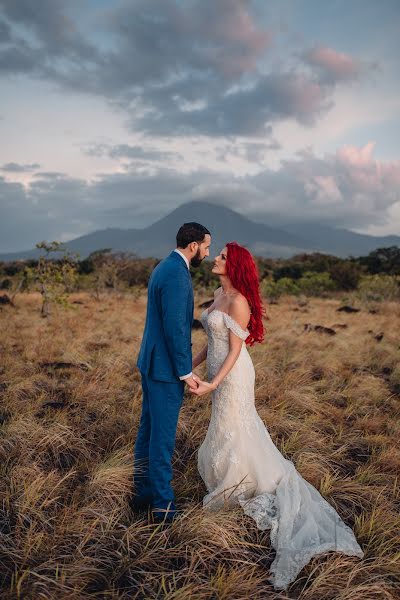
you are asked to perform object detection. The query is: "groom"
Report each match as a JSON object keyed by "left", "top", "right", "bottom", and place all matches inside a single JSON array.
[{"left": 132, "top": 222, "right": 211, "bottom": 523}]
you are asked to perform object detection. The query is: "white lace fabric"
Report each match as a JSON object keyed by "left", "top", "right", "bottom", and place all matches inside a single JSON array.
[{"left": 197, "top": 309, "right": 364, "bottom": 591}]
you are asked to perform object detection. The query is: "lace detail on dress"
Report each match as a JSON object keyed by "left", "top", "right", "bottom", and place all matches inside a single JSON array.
[
  {"left": 222, "top": 311, "right": 249, "bottom": 341},
  {"left": 197, "top": 308, "right": 364, "bottom": 591},
  {"left": 238, "top": 463, "right": 364, "bottom": 590}
]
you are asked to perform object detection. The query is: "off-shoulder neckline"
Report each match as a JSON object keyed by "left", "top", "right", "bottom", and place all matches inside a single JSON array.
[{"left": 203, "top": 308, "right": 249, "bottom": 335}]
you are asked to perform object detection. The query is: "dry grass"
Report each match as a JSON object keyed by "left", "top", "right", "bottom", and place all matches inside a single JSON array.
[{"left": 0, "top": 291, "right": 399, "bottom": 599}]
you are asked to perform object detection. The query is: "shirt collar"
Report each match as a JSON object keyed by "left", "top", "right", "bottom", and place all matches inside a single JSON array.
[{"left": 174, "top": 248, "right": 190, "bottom": 270}]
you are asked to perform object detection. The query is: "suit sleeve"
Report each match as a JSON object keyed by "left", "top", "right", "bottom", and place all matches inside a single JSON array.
[{"left": 160, "top": 271, "right": 192, "bottom": 378}]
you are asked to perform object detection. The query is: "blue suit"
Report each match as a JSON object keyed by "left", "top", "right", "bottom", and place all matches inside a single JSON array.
[{"left": 134, "top": 250, "right": 194, "bottom": 516}]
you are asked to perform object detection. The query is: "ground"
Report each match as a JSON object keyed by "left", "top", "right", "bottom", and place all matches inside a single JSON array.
[{"left": 0, "top": 291, "right": 399, "bottom": 599}]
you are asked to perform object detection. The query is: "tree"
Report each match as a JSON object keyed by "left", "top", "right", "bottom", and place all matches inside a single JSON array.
[
  {"left": 25, "top": 241, "right": 79, "bottom": 317},
  {"left": 328, "top": 261, "right": 362, "bottom": 291},
  {"left": 86, "top": 249, "right": 140, "bottom": 299},
  {"left": 358, "top": 246, "right": 400, "bottom": 275},
  {"left": 273, "top": 264, "right": 304, "bottom": 281}
]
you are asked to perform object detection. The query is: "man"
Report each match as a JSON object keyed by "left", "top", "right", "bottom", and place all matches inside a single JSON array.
[{"left": 132, "top": 222, "right": 211, "bottom": 523}]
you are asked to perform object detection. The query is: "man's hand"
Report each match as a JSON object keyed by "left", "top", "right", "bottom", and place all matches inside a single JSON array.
[
  {"left": 190, "top": 380, "right": 216, "bottom": 396},
  {"left": 184, "top": 374, "right": 200, "bottom": 391}
]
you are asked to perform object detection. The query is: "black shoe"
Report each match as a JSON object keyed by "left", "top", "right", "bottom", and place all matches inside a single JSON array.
[
  {"left": 151, "top": 509, "right": 182, "bottom": 525},
  {"left": 129, "top": 494, "right": 152, "bottom": 513}
]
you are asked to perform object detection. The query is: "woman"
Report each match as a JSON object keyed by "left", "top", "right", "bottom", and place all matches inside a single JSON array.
[{"left": 191, "top": 242, "right": 364, "bottom": 591}]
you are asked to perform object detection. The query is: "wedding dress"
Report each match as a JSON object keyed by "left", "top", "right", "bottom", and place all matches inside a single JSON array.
[{"left": 197, "top": 308, "right": 364, "bottom": 591}]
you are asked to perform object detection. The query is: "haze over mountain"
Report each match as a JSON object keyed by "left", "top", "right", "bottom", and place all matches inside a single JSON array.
[{"left": 1, "top": 201, "right": 399, "bottom": 262}]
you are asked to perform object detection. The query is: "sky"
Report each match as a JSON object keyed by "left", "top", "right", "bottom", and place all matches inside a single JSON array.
[{"left": 0, "top": 0, "right": 399, "bottom": 252}]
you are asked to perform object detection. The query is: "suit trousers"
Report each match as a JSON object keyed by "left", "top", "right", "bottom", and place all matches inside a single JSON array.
[{"left": 133, "top": 372, "right": 184, "bottom": 514}]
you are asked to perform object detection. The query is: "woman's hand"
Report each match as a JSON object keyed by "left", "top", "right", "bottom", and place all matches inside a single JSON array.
[{"left": 190, "top": 380, "right": 216, "bottom": 396}]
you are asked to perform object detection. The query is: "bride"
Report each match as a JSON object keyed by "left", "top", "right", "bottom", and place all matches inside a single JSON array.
[{"left": 191, "top": 241, "right": 364, "bottom": 591}]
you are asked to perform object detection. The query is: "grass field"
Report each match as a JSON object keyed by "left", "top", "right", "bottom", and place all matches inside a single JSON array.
[{"left": 0, "top": 291, "right": 399, "bottom": 599}]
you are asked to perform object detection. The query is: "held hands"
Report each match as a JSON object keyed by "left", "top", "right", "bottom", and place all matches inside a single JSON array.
[
  {"left": 184, "top": 373, "right": 201, "bottom": 392},
  {"left": 184, "top": 372, "right": 216, "bottom": 396},
  {"left": 190, "top": 379, "right": 216, "bottom": 396}
]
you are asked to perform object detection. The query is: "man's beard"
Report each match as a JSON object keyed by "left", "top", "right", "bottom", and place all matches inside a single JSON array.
[{"left": 191, "top": 248, "right": 204, "bottom": 268}]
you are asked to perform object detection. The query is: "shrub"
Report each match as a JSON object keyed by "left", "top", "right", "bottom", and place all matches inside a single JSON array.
[
  {"left": 297, "top": 271, "right": 337, "bottom": 296},
  {"left": 329, "top": 261, "right": 361, "bottom": 290},
  {"left": 24, "top": 241, "right": 79, "bottom": 316},
  {"left": 273, "top": 264, "right": 304, "bottom": 281},
  {"left": 357, "top": 275, "right": 400, "bottom": 302},
  {"left": 191, "top": 261, "right": 219, "bottom": 291},
  {"left": 358, "top": 246, "right": 400, "bottom": 275},
  {"left": 0, "top": 278, "right": 12, "bottom": 289},
  {"left": 262, "top": 277, "right": 300, "bottom": 300},
  {"left": 289, "top": 252, "right": 339, "bottom": 273},
  {"left": 3, "top": 262, "right": 27, "bottom": 276}
]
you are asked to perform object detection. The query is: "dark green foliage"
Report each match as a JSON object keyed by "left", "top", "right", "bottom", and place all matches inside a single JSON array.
[
  {"left": 255, "top": 257, "right": 274, "bottom": 280},
  {"left": 118, "top": 258, "right": 160, "bottom": 287},
  {"left": 1, "top": 246, "right": 398, "bottom": 296},
  {"left": 273, "top": 264, "right": 304, "bottom": 281},
  {"left": 190, "top": 260, "right": 219, "bottom": 290},
  {"left": 77, "top": 258, "right": 96, "bottom": 275},
  {"left": 2, "top": 262, "right": 26, "bottom": 276},
  {"left": 0, "top": 278, "right": 11, "bottom": 289},
  {"left": 329, "top": 261, "right": 362, "bottom": 291},
  {"left": 289, "top": 252, "right": 340, "bottom": 273},
  {"left": 358, "top": 246, "right": 400, "bottom": 275}
]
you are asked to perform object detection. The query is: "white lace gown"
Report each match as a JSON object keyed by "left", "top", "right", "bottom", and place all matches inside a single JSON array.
[{"left": 197, "top": 309, "right": 364, "bottom": 591}]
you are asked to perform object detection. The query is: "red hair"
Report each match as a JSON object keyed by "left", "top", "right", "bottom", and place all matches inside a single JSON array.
[{"left": 225, "top": 242, "right": 266, "bottom": 346}]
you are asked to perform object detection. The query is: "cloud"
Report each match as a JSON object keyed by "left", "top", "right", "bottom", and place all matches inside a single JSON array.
[
  {"left": 215, "top": 139, "right": 281, "bottom": 164},
  {"left": 251, "top": 142, "right": 400, "bottom": 228},
  {"left": 304, "top": 175, "right": 343, "bottom": 205},
  {"left": 31, "top": 171, "right": 66, "bottom": 179},
  {"left": 0, "top": 162, "right": 40, "bottom": 172},
  {"left": 0, "top": 0, "right": 98, "bottom": 61},
  {"left": 133, "top": 70, "right": 332, "bottom": 136},
  {"left": 0, "top": 0, "right": 370, "bottom": 137},
  {"left": 82, "top": 143, "right": 181, "bottom": 163},
  {"left": 1, "top": 143, "right": 399, "bottom": 252},
  {"left": 302, "top": 45, "right": 378, "bottom": 85}
]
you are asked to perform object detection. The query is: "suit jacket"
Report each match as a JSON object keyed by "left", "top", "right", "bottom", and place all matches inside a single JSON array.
[{"left": 136, "top": 250, "right": 194, "bottom": 382}]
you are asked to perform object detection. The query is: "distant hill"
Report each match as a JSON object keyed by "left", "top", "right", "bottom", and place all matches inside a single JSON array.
[
  {"left": 277, "top": 221, "right": 400, "bottom": 257},
  {"left": 0, "top": 201, "right": 399, "bottom": 261}
]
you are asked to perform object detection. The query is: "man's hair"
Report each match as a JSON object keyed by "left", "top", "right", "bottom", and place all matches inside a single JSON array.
[{"left": 176, "top": 222, "right": 210, "bottom": 248}]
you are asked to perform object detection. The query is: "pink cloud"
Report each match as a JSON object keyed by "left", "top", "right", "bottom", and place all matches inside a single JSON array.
[
  {"left": 304, "top": 45, "right": 361, "bottom": 82},
  {"left": 214, "top": 1, "right": 272, "bottom": 53},
  {"left": 288, "top": 74, "right": 329, "bottom": 119},
  {"left": 197, "top": 0, "right": 272, "bottom": 77},
  {"left": 336, "top": 144, "right": 400, "bottom": 204},
  {"left": 337, "top": 142, "right": 376, "bottom": 168}
]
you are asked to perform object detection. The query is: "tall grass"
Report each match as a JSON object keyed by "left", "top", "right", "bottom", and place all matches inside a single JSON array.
[{"left": 0, "top": 292, "right": 399, "bottom": 598}]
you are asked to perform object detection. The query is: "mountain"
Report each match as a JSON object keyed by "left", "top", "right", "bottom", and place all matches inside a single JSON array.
[
  {"left": 0, "top": 201, "right": 399, "bottom": 261},
  {"left": 275, "top": 221, "right": 400, "bottom": 257}
]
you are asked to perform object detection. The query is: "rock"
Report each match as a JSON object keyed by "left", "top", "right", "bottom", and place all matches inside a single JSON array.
[
  {"left": 40, "top": 361, "right": 90, "bottom": 371},
  {"left": 304, "top": 323, "right": 336, "bottom": 335},
  {"left": 337, "top": 305, "right": 360, "bottom": 313}
]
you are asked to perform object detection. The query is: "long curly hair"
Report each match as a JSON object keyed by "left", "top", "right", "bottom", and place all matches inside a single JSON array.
[{"left": 225, "top": 242, "right": 266, "bottom": 346}]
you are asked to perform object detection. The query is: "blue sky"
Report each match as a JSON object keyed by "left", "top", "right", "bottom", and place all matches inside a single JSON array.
[{"left": 0, "top": 0, "right": 399, "bottom": 252}]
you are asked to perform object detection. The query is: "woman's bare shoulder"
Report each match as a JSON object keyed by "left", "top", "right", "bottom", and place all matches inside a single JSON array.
[
  {"left": 214, "top": 286, "right": 223, "bottom": 298},
  {"left": 231, "top": 291, "right": 250, "bottom": 311},
  {"left": 229, "top": 293, "right": 251, "bottom": 328}
]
